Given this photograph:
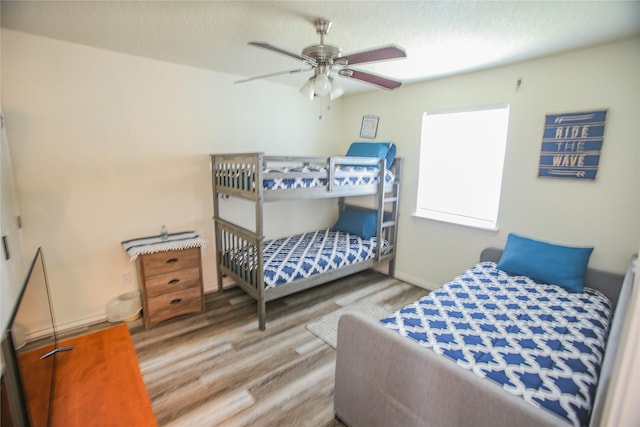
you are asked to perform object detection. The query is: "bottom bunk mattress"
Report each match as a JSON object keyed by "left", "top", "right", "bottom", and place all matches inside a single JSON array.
[
  {"left": 226, "top": 229, "right": 389, "bottom": 290},
  {"left": 380, "top": 262, "right": 612, "bottom": 427}
]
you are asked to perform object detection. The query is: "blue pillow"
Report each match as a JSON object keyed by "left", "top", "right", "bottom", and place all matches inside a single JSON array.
[
  {"left": 497, "top": 233, "right": 593, "bottom": 292},
  {"left": 345, "top": 142, "right": 396, "bottom": 168},
  {"left": 332, "top": 206, "right": 378, "bottom": 239}
]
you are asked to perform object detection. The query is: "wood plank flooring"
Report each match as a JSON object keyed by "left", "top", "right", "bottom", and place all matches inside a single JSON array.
[{"left": 126, "top": 270, "right": 428, "bottom": 426}]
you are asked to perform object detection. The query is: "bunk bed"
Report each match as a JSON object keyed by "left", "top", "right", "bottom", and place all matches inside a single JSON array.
[{"left": 211, "top": 144, "right": 401, "bottom": 330}]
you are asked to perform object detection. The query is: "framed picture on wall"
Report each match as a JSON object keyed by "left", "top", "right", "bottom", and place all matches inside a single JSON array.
[{"left": 360, "top": 115, "right": 379, "bottom": 139}]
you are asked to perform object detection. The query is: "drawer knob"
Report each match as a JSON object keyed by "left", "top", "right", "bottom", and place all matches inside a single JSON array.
[
  {"left": 168, "top": 278, "right": 180, "bottom": 285},
  {"left": 166, "top": 258, "right": 179, "bottom": 264},
  {"left": 170, "top": 298, "right": 182, "bottom": 305}
]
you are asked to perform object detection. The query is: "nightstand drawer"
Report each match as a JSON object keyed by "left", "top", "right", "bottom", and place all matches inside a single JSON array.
[
  {"left": 144, "top": 267, "right": 201, "bottom": 298},
  {"left": 145, "top": 287, "right": 202, "bottom": 326},
  {"left": 141, "top": 247, "right": 200, "bottom": 276}
]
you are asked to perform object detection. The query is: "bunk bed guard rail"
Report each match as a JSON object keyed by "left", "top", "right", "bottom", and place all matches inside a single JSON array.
[
  {"left": 211, "top": 153, "right": 387, "bottom": 200},
  {"left": 214, "top": 217, "right": 264, "bottom": 299},
  {"left": 211, "top": 153, "right": 264, "bottom": 201}
]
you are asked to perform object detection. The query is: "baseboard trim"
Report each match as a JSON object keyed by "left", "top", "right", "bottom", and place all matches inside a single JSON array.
[
  {"left": 55, "top": 313, "right": 109, "bottom": 337},
  {"left": 51, "top": 270, "right": 438, "bottom": 335},
  {"left": 394, "top": 271, "right": 440, "bottom": 291}
]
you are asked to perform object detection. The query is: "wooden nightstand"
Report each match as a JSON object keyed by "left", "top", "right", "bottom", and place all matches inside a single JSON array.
[
  {"left": 122, "top": 231, "right": 207, "bottom": 328},
  {"left": 135, "top": 247, "right": 204, "bottom": 328}
]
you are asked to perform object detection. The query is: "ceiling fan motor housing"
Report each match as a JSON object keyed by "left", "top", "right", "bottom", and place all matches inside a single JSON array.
[
  {"left": 302, "top": 44, "right": 342, "bottom": 66},
  {"left": 304, "top": 18, "right": 343, "bottom": 68}
]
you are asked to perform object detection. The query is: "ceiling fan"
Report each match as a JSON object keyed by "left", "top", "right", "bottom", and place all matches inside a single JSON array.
[{"left": 235, "top": 18, "right": 407, "bottom": 100}]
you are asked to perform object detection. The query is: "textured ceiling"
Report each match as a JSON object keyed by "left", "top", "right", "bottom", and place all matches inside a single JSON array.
[{"left": 3, "top": 1, "right": 640, "bottom": 95}]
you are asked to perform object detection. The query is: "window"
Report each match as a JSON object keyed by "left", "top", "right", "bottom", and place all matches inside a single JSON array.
[{"left": 415, "top": 105, "right": 510, "bottom": 230}]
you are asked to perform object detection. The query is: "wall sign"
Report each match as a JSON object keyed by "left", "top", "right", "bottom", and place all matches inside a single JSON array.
[{"left": 538, "top": 109, "right": 607, "bottom": 180}]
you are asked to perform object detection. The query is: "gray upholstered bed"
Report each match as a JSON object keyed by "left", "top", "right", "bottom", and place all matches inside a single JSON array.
[{"left": 334, "top": 246, "right": 635, "bottom": 427}]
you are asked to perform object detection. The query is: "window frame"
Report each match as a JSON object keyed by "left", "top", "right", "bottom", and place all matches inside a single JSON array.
[{"left": 414, "top": 104, "right": 510, "bottom": 231}]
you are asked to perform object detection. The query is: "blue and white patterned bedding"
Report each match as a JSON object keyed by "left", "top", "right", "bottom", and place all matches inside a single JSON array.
[
  {"left": 226, "top": 229, "right": 388, "bottom": 289},
  {"left": 264, "top": 229, "right": 388, "bottom": 289},
  {"left": 381, "top": 262, "right": 612, "bottom": 427},
  {"left": 263, "top": 165, "right": 394, "bottom": 190}
]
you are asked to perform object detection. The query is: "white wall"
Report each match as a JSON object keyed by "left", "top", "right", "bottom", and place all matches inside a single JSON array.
[
  {"left": 342, "top": 37, "right": 640, "bottom": 288},
  {"left": 3, "top": 29, "right": 639, "bottom": 332},
  {"left": 1, "top": 29, "right": 344, "bottom": 329}
]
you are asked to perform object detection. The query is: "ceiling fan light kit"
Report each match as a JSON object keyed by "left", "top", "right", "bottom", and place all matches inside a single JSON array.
[
  {"left": 312, "top": 73, "right": 331, "bottom": 96},
  {"left": 300, "top": 78, "right": 314, "bottom": 100},
  {"left": 237, "top": 17, "right": 406, "bottom": 106},
  {"left": 329, "top": 79, "right": 345, "bottom": 100}
]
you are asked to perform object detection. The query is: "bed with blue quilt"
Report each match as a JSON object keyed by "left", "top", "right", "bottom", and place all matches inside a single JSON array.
[
  {"left": 211, "top": 143, "right": 401, "bottom": 330},
  {"left": 211, "top": 142, "right": 397, "bottom": 202},
  {"left": 335, "top": 237, "right": 634, "bottom": 427},
  {"left": 222, "top": 229, "right": 389, "bottom": 290}
]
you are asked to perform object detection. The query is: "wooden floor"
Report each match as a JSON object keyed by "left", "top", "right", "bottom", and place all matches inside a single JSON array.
[{"left": 124, "top": 270, "right": 428, "bottom": 427}]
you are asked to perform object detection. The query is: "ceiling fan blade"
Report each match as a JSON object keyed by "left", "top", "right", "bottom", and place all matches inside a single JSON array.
[
  {"left": 234, "top": 68, "right": 311, "bottom": 84},
  {"left": 248, "top": 42, "right": 317, "bottom": 66},
  {"left": 340, "top": 44, "right": 406, "bottom": 66},
  {"left": 339, "top": 69, "right": 402, "bottom": 90}
]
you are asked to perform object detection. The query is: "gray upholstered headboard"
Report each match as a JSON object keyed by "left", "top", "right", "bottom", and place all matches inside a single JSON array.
[
  {"left": 481, "top": 246, "right": 635, "bottom": 427},
  {"left": 479, "top": 247, "right": 626, "bottom": 310}
]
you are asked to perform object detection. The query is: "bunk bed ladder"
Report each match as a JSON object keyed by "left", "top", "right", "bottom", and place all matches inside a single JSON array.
[
  {"left": 384, "top": 158, "right": 402, "bottom": 277},
  {"left": 337, "top": 158, "right": 401, "bottom": 278},
  {"left": 375, "top": 158, "right": 386, "bottom": 261}
]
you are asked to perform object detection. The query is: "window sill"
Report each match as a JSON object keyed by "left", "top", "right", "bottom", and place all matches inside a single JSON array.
[{"left": 411, "top": 211, "right": 499, "bottom": 232}]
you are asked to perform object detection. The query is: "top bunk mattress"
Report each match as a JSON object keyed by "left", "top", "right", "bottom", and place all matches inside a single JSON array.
[
  {"left": 263, "top": 165, "right": 394, "bottom": 191},
  {"left": 381, "top": 261, "right": 612, "bottom": 427}
]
